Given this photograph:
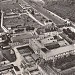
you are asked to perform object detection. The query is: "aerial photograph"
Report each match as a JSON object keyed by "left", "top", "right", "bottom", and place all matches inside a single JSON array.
[{"left": 0, "top": 0, "right": 75, "bottom": 75}]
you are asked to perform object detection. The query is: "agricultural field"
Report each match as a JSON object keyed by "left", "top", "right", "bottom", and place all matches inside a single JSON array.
[{"left": 43, "top": 0, "right": 75, "bottom": 22}]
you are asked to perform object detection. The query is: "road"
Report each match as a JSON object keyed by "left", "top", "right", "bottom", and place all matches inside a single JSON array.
[
  {"left": 1, "top": 10, "right": 8, "bottom": 32},
  {"left": 27, "top": 11, "right": 44, "bottom": 26},
  {"left": 19, "top": 4, "right": 45, "bottom": 26},
  {"left": 22, "top": 0, "right": 65, "bottom": 25}
]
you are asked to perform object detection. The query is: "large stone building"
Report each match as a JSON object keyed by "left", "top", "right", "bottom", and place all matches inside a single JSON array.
[{"left": 29, "top": 38, "right": 74, "bottom": 60}]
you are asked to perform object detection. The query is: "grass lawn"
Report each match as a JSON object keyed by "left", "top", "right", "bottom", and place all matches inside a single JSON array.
[{"left": 43, "top": 0, "right": 75, "bottom": 22}]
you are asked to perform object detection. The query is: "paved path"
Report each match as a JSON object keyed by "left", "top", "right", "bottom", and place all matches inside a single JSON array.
[
  {"left": 23, "top": 0, "right": 65, "bottom": 25},
  {"left": 1, "top": 10, "right": 8, "bottom": 32},
  {"left": 19, "top": 4, "right": 44, "bottom": 26},
  {"left": 27, "top": 11, "right": 44, "bottom": 26}
]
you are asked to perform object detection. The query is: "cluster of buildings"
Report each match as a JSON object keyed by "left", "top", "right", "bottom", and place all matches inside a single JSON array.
[
  {"left": 0, "top": 0, "right": 75, "bottom": 75},
  {"left": 14, "top": 44, "right": 43, "bottom": 75}
]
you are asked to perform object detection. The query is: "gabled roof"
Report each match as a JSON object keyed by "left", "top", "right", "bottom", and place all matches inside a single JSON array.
[{"left": 47, "top": 45, "right": 75, "bottom": 57}]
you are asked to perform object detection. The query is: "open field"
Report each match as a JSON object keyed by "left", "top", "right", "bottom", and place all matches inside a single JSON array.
[
  {"left": 3, "top": 14, "right": 41, "bottom": 30},
  {"left": 43, "top": 0, "right": 75, "bottom": 22}
]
